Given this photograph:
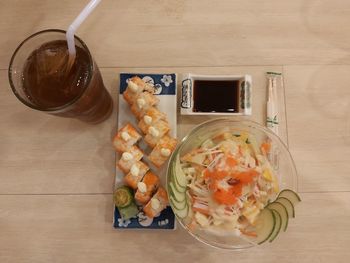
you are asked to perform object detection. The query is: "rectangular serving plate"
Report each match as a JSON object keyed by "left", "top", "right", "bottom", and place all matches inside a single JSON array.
[{"left": 113, "top": 73, "right": 177, "bottom": 230}]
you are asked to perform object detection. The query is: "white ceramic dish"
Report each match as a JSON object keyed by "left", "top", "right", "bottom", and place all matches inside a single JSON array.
[{"left": 180, "top": 74, "right": 252, "bottom": 116}]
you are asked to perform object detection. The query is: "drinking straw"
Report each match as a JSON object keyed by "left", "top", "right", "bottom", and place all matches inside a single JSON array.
[{"left": 66, "top": 0, "right": 102, "bottom": 60}]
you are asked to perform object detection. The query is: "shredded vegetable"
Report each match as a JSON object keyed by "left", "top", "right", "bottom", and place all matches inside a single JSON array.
[{"left": 180, "top": 132, "right": 279, "bottom": 237}]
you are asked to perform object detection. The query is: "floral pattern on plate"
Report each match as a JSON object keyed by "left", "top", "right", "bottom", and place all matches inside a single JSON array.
[
  {"left": 119, "top": 73, "right": 176, "bottom": 95},
  {"left": 114, "top": 206, "right": 175, "bottom": 229}
]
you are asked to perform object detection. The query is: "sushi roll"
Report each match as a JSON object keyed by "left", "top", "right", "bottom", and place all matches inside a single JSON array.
[
  {"left": 123, "top": 76, "right": 144, "bottom": 105},
  {"left": 112, "top": 123, "right": 142, "bottom": 153},
  {"left": 124, "top": 161, "right": 150, "bottom": 190},
  {"left": 123, "top": 76, "right": 155, "bottom": 105},
  {"left": 117, "top": 146, "right": 144, "bottom": 174},
  {"left": 148, "top": 135, "right": 177, "bottom": 167},
  {"left": 143, "top": 187, "right": 168, "bottom": 218},
  {"left": 134, "top": 171, "right": 160, "bottom": 205},
  {"left": 144, "top": 119, "right": 171, "bottom": 148},
  {"left": 138, "top": 107, "right": 167, "bottom": 134},
  {"left": 130, "top": 92, "right": 159, "bottom": 119}
]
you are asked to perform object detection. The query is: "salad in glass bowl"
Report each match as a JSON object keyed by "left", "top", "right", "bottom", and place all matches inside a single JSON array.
[{"left": 166, "top": 119, "right": 300, "bottom": 249}]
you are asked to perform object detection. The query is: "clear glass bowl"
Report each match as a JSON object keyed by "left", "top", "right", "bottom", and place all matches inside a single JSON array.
[{"left": 166, "top": 118, "right": 298, "bottom": 250}]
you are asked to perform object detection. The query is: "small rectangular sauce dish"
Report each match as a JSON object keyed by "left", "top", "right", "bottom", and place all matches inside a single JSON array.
[{"left": 180, "top": 74, "right": 252, "bottom": 116}]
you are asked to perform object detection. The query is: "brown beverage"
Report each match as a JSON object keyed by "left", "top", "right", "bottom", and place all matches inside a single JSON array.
[{"left": 21, "top": 40, "right": 112, "bottom": 123}]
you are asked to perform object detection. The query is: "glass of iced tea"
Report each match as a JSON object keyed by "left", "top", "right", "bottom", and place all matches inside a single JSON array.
[{"left": 8, "top": 29, "right": 113, "bottom": 124}]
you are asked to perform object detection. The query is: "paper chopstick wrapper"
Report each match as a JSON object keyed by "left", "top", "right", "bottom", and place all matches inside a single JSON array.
[
  {"left": 266, "top": 72, "right": 283, "bottom": 170},
  {"left": 266, "top": 72, "right": 282, "bottom": 135}
]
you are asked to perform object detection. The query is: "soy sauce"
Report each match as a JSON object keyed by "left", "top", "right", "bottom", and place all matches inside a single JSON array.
[{"left": 193, "top": 80, "right": 239, "bottom": 113}]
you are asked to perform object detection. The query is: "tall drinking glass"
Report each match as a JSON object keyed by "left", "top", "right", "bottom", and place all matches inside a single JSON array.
[{"left": 8, "top": 29, "right": 113, "bottom": 124}]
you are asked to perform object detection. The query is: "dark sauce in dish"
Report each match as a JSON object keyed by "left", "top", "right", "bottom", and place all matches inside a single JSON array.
[{"left": 193, "top": 80, "right": 239, "bottom": 113}]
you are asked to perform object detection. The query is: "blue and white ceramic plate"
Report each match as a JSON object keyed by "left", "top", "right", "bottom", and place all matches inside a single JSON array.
[{"left": 113, "top": 73, "right": 177, "bottom": 230}]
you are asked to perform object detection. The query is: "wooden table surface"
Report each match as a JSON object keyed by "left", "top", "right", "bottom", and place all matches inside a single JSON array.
[{"left": 1, "top": 1, "right": 350, "bottom": 262}]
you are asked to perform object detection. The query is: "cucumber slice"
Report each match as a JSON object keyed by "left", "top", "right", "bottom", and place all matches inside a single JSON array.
[
  {"left": 267, "top": 202, "right": 289, "bottom": 231},
  {"left": 278, "top": 189, "right": 301, "bottom": 206},
  {"left": 114, "top": 186, "right": 133, "bottom": 208},
  {"left": 169, "top": 159, "right": 186, "bottom": 192},
  {"left": 118, "top": 202, "right": 139, "bottom": 220},
  {"left": 269, "top": 210, "right": 282, "bottom": 242},
  {"left": 170, "top": 195, "right": 187, "bottom": 210},
  {"left": 170, "top": 180, "right": 186, "bottom": 194},
  {"left": 174, "top": 156, "right": 187, "bottom": 188},
  {"left": 169, "top": 182, "right": 186, "bottom": 202},
  {"left": 174, "top": 173, "right": 187, "bottom": 191},
  {"left": 255, "top": 208, "right": 276, "bottom": 245},
  {"left": 172, "top": 202, "right": 189, "bottom": 219},
  {"left": 275, "top": 197, "right": 295, "bottom": 218}
]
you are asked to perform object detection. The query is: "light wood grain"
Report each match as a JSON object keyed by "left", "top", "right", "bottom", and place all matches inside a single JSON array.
[
  {"left": 1, "top": 0, "right": 350, "bottom": 261},
  {"left": 284, "top": 65, "right": 350, "bottom": 192},
  {"left": 0, "top": 193, "right": 349, "bottom": 263},
  {"left": 0, "top": 65, "right": 286, "bottom": 194},
  {"left": 0, "top": 69, "right": 118, "bottom": 194},
  {"left": 2, "top": 0, "right": 350, "bottom": 69}
]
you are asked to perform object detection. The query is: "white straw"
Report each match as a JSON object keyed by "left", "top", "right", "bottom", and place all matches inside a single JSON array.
[{"left": 66, "top": 0, "right": 102, "bottom": 56}]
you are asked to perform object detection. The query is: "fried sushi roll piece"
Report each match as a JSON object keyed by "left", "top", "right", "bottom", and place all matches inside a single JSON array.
[
  {"left": 112, "top": 123, "right": 142, "bottom": 153},
  {"left": 130, "top": 92, "right": 159, "bottom": 119},
  {"left": 124, "top": 161, "right": 150, "bottom": 190},
  {"left": 134, "top": 171, "right": 160, "bottom": 205},
  {"left": 117, "top": 146, "right": 144, "bottom": 174},
  {"left": 144, "top": 120, "right": 171, "bottom": 148},
  {"left": 143, "top": 187, "right": 168, "bottom": 218},
  {"left": 148, "top": 135, "right": 177, "bottom": 167},
  {"left": 123, "top": 76, "right": 154, "bottom": 105},
  {"left": 138, "top": 107, "right": 167, "bottom": 134}
]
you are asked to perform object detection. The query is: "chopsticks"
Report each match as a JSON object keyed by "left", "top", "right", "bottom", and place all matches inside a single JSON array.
[
  {"left": 266, "top": 72, "right": 283, "bottom": 170},
  {"left": 266, "top": 72, "right": 282, "bottom": 135}
]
